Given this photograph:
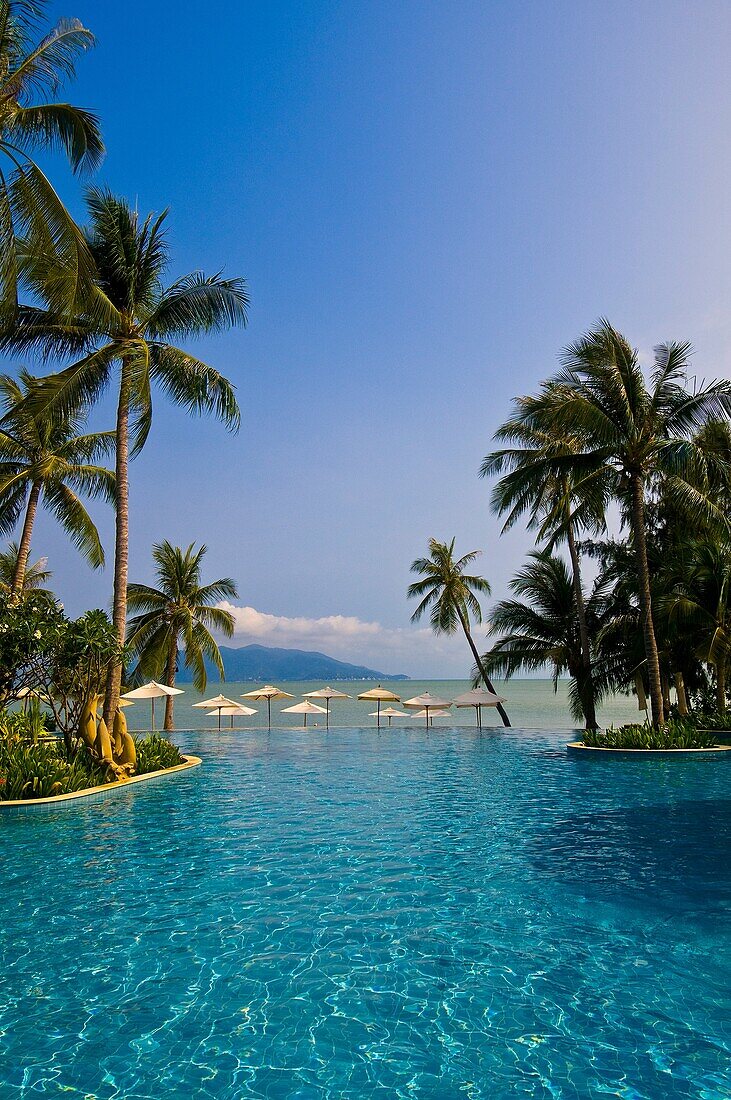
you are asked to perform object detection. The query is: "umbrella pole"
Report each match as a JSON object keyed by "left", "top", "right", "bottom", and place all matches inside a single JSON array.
[
  {"left": 304, "top": 713, "right": 308, "bottom": 728},
  {"left": 151, "top": 697, "right": 155, "bottom": 732},
  {"left": 230, "top": 715, "right": 234, "bottom": 729},
  {"left": 377, "top": 699, "right": 381, "bottom": 729},
  {"left": 425, "top": 708, "right": 429, "bottom": 729},
  {"left": 218, "top": 708, "right": 221, "bottom": 732},
  {"left": 268, "top": 697, "right": 271, "bottom": 730},
  {"left": 326, "top": 698, "right": 330, "bottom": 731}
]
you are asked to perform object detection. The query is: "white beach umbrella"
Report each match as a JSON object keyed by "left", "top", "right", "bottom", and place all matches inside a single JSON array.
[
  {"left": 411, "top": 707, "right": 451, "bottom": 726},
  {"left": 357, "top": 685, "right": 401, "bottom": 728},
  {"left": 453, "top": 688, "right": 508, "bottom": 729},
  {"left": 281, "top": 699, "right": 327, "bottom": 727},
  {"left": 206, "top": 703, "right": 257, "bottom": 729},
  {"left": 192, "top": 693, "right": 241, "bottom": 731},
  {"left": 241, "top": 684, "right": 295, "bottom": 729},
  {"left": 303, "top": 686, "right": 351, "bottom": 729},
  {"left": 403, "top": 692, "right": 452, "bottom": 728},
  {"left": 368, "top": 706, "right": 409, "bottom": 727},
  {"left": 120, "top": 680, "right": 184, "bottom": 730}
]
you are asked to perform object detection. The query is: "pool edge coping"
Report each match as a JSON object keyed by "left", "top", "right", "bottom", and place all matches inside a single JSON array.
[
  {"left": 566, "top": 742, "right": 731, "bottom": 756},
  {"left": 0, "top": 754, "right": 202, "bottom": 810}
]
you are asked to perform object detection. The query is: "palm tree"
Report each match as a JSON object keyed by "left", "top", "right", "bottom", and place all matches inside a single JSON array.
[
  {"left": 520, "top": 321, "right": 731, "bottom": 726},
  {"left": 481, "top": 421, "right": 609, "bottom": 729},
  {"left": 481, "top": 551, "right": 605, "bottom": 727},
  {"left": 0, "top": 189, "right": 248, "bottom": 723},
  {"left": 0, "top": 539, "right": 51, "bottom": 593},
  {"left": 408, "top": 537, "right": 511, "bottom": 726},
  {"left": 664, "top": 540, "right": 731, "bottom": 713},
  {"left": 0, "top": 1, "right": 103, "bottom": 316},
  {"left": 0, "top": 369, "right": 114, "bottom": 594},
  {"left": 126, "top": 541, "right": 237, "bottom": 730}
]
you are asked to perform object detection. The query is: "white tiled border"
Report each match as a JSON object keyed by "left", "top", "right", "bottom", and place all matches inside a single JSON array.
[{"left": 567, "top": 742, "right": 731, "bottom": 756}]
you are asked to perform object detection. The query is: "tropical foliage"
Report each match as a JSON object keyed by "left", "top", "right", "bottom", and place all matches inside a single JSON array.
[
  {"left": 0, "top": 0, "right": 103, "bottom": 316},
  {"left": 127, "top": 541, "right": 237, "bottom": 729},
  {"left": 0, "top": 540, "right": 51, "bottom": 593},
  {"left": 408, "top": 537, "right": 511, "bottom": 726},
  {"left": 582, "top": 722, "right": 717, "bottom": 751},
  {"left": 481, "top": 320, "right": 731, "bottom": 730},
  {"left": 0, "top": 708, "right": 184, "bottom": 800},
  {"left": 1, "top": 189, "right": 248, "bottom": 724},
  {"left": 0, "top": 368, "right": 114, "bottom": 592}
]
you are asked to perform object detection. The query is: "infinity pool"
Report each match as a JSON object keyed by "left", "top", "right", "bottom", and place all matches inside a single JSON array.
[{"left": 1, "top": 728, "right": 729, "bottom": 1098}]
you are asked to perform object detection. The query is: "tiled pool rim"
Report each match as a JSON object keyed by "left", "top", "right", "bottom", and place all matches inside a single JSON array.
[
  {"left": 0, "top": 754, "right": 202, "bottom": 812},
  {"left": 566, "top": 741, "right": 731, "bottom": 756}
]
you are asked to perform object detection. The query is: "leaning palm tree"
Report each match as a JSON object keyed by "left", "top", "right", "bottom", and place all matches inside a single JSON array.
[
  {"left": 0, "top": 539, "right": 51, "bottom": 594},
  {"left": 481, "top": 551, "right": 605, "bottom": 728},
  {"left": 518, "top": 321, "right": 731, "bottom": 726},
  {"left": 0, "top": 369, "right": 114, "bottom": 593},
  {"left": 481, "top": 422, "right": 609, "bottom": 729},
  {"left": 0, "top": 189, "right": 248, "bottom": 722},
  {"left": 0, "top": 1, "right": 103, "bottom": 316},
  {"left": 126, "top": 541, "right": 237, "bottom": 730},
  {"left": 408, "top": 537, "right": 510, "bottom": 726}
]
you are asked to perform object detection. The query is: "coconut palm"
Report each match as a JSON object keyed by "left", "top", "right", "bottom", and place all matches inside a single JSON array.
[
  {"left": 664, "top": 540, "right": 731, "bottom": 713},
  {"left": 0, "top": 0, "right": 103, "bottom": 316},
  {"left": 0, "top": 369, "right": 114, "bottom": 594},
  {"left": 126, "top": 541, "right": 237, "bottom": 730},
  {"left": 481, "top": 422, "right": 609, "bottom": 729},
  {"left": 0, "top": 189, "right": 248, "bottom": 722},
  {"left": 0, "top": 539, "right": 51, "bottom": 593},
  {"left": 481, "top": 551, "right": 605, "bottom": 727},
  {"left": 408, "top": 536, "right": 510, "bottom": 726},
  {"left": 519, "top": 321, "right": 731, "bottom": 726}
]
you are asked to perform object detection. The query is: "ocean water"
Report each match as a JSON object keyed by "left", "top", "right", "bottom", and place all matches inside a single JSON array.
[
  {"left": 132, "top": 679, "right": 644, "bottom": 733},
  {"left": 1, "top": 726, "right": 729, "bottom": 1098}
]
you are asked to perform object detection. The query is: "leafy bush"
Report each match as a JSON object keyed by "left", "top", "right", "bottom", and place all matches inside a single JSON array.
[
  {"left": 583, "top": 721, "right": 718, "bottom": 750},
  {"left": 134, "top": 734, "right": 185, "bottom": 775},
  {"left": 0, "top": 736, "right": 106, "bottom": 801},
  {"left": 0, "top": 712, "right": 185, "bottom": 800},
  {"left": 0, "top": 592, "right": 124, "bottom": 747},
  {"left": 691, "top": 711, "right": 731, "bottom": 733}
]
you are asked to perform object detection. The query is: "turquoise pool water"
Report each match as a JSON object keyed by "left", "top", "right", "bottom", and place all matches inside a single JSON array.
[{"left": 1, "top": 727, "right": 729, "bottom": 1098}]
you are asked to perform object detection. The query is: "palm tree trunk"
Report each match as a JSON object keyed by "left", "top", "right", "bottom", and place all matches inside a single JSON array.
[
  {"left": 12, "top": 480, "right": 42, "bottom": 597},
  {"left": 674, "top": 671, "right": 689, "bottom": 716},
  {"left": 565, "top": 519, "right": 598, "bottom": 730},
  {"left": 630, "top": 473, "right": 664, "bottom": 727},
  {"left": 457, "top": 608, "right": 511, "bottom": 727},
  {"left": 164, "top": 641, "right": 177, "bottom": 731},
  {"left": 717, "top": 661, "right": 727, "bottom": 713},
  {"left": 104, "top": 361, "right": 131, "bottom": 727}
]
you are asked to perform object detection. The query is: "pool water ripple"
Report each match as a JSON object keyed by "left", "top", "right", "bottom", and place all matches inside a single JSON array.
[{"left": 0, "top": 727, "right": 729, "bottom": 1098}]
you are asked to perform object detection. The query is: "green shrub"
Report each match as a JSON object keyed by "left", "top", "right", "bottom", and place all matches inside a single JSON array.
[
  {"left": 0, "top": 737, "right": 106, "bottom": 801},
  {"left": 134, "top": 734, "right": 185, "bottom": 775},
  {"left": 583, "top": 720, "right": 718, "bottom": 750},
  {"left": 691, "top": 711, "right": 731, "bottom": 733},
  {"left": 0, "top": 711, "right": 185, "bottom": 800}
]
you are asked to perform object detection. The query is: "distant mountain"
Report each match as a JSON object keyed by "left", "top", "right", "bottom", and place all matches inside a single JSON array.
[{"left": 176, "top": 643, "right": 409, "bottom": 682}]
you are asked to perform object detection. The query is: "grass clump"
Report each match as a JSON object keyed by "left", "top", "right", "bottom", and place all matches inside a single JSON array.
[
  {"left": 583, "top": 720, "right": 718, "bottom": 750},
  {"left": 134, "top": 734, "right": 185, "bottom": 775},
  {"left": 0, "top": 737, "right": 106, "bottom": 801}
]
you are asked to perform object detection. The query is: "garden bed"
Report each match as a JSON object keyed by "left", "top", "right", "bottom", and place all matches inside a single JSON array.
[{"left": 0, "top": 754, "right": 201, "bottom": 811}]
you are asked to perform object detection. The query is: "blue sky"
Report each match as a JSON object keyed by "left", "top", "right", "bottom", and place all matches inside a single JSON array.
[{"left": 24, "top": 0, "right": 731, "bottom": 675}]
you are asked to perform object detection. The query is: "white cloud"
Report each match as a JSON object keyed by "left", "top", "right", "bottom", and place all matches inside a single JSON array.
[{"left": 215, "top": 602, "right": 476, "bottom": 678}]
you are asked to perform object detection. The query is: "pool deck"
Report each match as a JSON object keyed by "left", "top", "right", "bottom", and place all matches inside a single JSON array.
[{"left": 0, "top": 754, "right": 202, "bottom": 811}]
